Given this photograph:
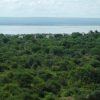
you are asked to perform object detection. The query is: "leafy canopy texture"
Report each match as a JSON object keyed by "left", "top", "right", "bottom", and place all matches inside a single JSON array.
[{"left": 0, "top": 32, "right": 100, "bottom": 100}]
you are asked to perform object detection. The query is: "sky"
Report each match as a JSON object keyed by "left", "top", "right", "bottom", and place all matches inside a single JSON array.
[{"left": 0, "top": 0, "right": 100, "bottom": 18}]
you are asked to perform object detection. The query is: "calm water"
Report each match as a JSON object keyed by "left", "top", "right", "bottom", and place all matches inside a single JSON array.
[{"left": 0, "top": 25, "right": 100, "bottom": 34}]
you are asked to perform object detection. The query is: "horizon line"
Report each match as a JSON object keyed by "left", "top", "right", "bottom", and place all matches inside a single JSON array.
[{"left": 0, "top": 17, "right": 100, "bottom": 19}]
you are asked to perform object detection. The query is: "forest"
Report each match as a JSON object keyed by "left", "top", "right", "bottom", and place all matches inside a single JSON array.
[{"left": 0, "top": 31, "right": 100, "bottom": 100}]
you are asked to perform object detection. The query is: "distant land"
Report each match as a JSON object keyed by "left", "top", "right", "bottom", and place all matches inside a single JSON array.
[{"left": 0, "top": 17, "right": 100, "bottom": 26}]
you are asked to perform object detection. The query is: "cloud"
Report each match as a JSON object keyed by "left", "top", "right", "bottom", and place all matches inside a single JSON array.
[{"left": 0, "top": 0, "right": 100, "bottom": 17}]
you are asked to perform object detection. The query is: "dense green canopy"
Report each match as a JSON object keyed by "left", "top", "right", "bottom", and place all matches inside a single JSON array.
[{"left": 0, "top": 31, "right": 100, "bottom": 100}]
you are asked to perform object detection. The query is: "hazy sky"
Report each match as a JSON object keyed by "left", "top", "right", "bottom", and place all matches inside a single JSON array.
[{"left": 0, "top": 0, "right": 100, "bottom": 18}]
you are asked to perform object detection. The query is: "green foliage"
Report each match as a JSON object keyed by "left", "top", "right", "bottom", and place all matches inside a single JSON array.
[{"left": 0, "top": 32, "right": 100, "bottom": 99}]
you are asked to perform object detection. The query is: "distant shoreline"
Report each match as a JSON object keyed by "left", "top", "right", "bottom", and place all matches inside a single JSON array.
[
  {"left": 0, "top": 17, "right": 100, "bottom": 26},
  {"left": 0, "top": 25, "right": 100, "bottom": 26}
]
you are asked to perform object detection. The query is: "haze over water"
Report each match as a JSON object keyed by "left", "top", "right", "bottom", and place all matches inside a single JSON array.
[
  {"left": 0, "top": 25, "right": 100, "bottom": 34},
  {"left": 0, "top": 17, "right": 100, "bottom": 34}
]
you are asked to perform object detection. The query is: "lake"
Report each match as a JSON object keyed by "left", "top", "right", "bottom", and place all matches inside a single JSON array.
[{"left": 0, "top": 25, "right": 100, "bottom": 34}]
